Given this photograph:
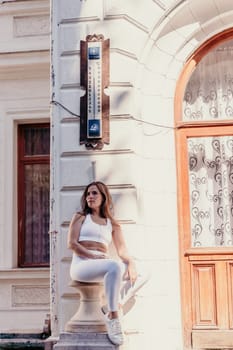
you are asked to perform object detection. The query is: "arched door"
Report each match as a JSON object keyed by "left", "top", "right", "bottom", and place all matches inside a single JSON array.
[{"left": 176, "top": 29, "right": 233, "bottom": 350}]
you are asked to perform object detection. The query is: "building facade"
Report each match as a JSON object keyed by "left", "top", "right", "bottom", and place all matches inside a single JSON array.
[
  {"left": 51, "top": 1, "right": 233, "bottom": 349},
  {"left": 1, "top": 1, "right": 233, "bottom": 350},
  {"left": 0, "top": 0, "right": 50, "bottom": 336}
]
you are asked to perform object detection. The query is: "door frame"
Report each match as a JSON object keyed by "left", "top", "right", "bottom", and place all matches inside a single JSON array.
[{"left": 175, "top": 28, "right": 233, "bottom": 350}]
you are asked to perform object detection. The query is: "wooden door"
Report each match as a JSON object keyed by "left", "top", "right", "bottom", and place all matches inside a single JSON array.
[{"left": 177, "top": 126, "right": 233, "bottom": 350}]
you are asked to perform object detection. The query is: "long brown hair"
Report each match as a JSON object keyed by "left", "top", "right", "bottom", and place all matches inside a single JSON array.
[{"left": 80, "top": 182, "right": 118, "bottom": 225}]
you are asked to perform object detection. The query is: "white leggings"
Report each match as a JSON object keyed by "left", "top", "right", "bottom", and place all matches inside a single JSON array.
[{"left": 70, "top": 252, "right": 127, "bottom": 312}]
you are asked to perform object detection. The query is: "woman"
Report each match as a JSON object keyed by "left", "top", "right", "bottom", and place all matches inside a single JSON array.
[{"left": 67, "top": 181, "right": 145, "bottom": 345}]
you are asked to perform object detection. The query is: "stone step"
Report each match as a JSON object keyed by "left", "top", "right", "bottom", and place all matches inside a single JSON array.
[
  {"left": 54, "top": 343, "right": 116, "bottom": 350},
  {"left": 53, "top": 332, "right": 118, "bottom": 350}
]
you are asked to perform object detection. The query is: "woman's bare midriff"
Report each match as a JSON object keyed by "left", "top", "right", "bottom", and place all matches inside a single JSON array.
[{"left": 79, "top": 240, "right": 108, "bottom": 254}]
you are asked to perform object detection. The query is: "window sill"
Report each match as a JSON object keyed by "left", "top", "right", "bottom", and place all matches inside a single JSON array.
[{"left": 0, "top": 268, "right": 50, "bottom": 280}]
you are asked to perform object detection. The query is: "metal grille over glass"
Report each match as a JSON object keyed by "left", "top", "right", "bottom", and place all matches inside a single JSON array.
[
  {"left": 188, "top": 135, "right": 233, "bottom": 247},
  {"left": 183, "top": 39, "right": 233, "bottom": 121},
  {"left": 24, "top": 164, "right": 50, "bottom": 264},
  {"left": 18, "top": 124, "right": 50, "bottom": 267}
]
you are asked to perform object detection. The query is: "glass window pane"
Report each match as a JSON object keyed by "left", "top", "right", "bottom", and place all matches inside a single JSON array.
[
  {"left": 183, "top": 39, "right": 233, "bottom": 121},
  {"left": 24, "top": 163, "right": 50, "bottom": 264},
  {"left": 24, "top": 126, "right": 50, "bottom": 156},
  {"left": 188, "top": 135, "right": 233, "bottom": 247}
]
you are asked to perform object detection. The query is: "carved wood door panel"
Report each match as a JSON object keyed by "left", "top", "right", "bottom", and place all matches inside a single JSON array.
[{"left": 190, "top": 258, "right": 233, "bottom": 348}]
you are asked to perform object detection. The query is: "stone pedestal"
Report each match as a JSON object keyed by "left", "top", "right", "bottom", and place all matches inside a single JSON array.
[
  {"left": 56, "top": 282, "right": 118, "bottom": 349},
  {"left": 65, "top": 281, "right": 106, "bottom": 333},
  {"left": 53, "top": 332, "right": 118, "bottom": 350}
]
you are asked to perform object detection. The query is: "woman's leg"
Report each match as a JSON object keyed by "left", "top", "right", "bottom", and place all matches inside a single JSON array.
[
  {"left": 70, "top": 257, "right": 124, "bottom": 345},
  {"left": 71, "top": 257, "right": 149, "bottom": 314},
  {"left": 70, "top": 258, "right": 122, "bottom": 312}
]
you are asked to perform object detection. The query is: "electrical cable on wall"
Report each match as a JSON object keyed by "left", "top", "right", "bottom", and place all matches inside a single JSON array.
[
  {"left": 50, "top": 100, "right": 176, "bottom": 131},
  {"left": 51, "top": 100, "right": 81, "bottom": 118}
]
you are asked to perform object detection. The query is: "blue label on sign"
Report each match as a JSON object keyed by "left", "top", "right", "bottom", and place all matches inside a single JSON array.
[
  {"left": 88, "top": 47, "right": 100, "bottom": 60},
  {"left": 88, "top": 119, "right": 101, "bottom": 138}
]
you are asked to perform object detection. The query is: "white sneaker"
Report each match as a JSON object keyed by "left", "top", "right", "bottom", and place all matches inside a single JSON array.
[
  {"left": 120, "top": 273, "right": 149, "bottom": 306},
  {"left": 105, "top": 316, "right": 124, "bottom": 345}
]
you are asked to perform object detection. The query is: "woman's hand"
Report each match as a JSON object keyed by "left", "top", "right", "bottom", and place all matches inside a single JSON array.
[
  {"left": 112, "top": 223, "right": 138, "bottom": 284},
  {"left": 89, "top": 252, "right": 107, "bottom": 259},
  {"left": 124, "top": 260, "right": 138, "bottom": 285}
]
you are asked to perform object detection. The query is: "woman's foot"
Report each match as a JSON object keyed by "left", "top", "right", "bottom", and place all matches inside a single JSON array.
[{"left": 105, "top": 314, "right": 124, "bottom": 345}]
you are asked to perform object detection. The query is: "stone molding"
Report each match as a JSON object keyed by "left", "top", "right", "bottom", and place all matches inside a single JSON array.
[
  {"left": 0, "top": 0, "right": 49, "bottom": 16},
  {"left": 12, "top": 285, "right": 50, "bottom": 307},
  {"left": 0, "top": 50, "right": 49, "bottom": 79},
  {"left": 14, "top": 14, "right": 50, "bottom": 37}
]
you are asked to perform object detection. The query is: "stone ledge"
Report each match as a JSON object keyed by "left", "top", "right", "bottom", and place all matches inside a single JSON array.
[
  {"left": 0, "top": 268, "right": 49, "bottom": 280},
  {"left": 0, "top": 327, "right": 52, "bottom": 349},
  {"left": 0, "top": 0, "right": 49, "bottom": 16},
  {"left": 0, "top": 338, "right": 44, "bottom": 347}
]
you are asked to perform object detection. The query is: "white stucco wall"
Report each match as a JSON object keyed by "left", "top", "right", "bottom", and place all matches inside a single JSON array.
[{"left": 51, "top": 0, "right": 233, "bottom": 349}]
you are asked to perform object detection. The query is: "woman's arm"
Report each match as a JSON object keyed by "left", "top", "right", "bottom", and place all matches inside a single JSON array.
[
  {"left": 112, "top": 223, "right": 138, "bottom": 284},
  {"left": 67, "top": 213, "right": 105, "bottom": 259}
]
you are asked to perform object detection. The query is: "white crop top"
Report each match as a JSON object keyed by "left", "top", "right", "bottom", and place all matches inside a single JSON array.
[{"left": 78, "top": 214, "right": 112, "bottom": 247}]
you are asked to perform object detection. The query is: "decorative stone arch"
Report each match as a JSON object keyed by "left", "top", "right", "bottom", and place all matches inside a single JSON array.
[
  {"left": 137, "top": 0, "right": 233, "bottom": 117},
  {"left": 147, "top": 2, "right": 233, "bottom": 349},
  {"left": 134, "top": 2, "right": 233, "bottom": 349}
]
